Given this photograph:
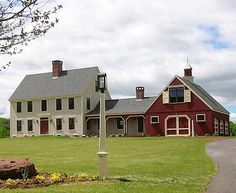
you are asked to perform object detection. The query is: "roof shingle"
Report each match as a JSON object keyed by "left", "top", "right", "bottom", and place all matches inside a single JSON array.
[
  {"left": 178, "top": 76, "right": 229, "bottom": 114},
  {"left": 9, "top": 67, "right": 99, "bottom": 101},
  {"left": 87, "top": 97, "right": 156, "bottom": 116}
]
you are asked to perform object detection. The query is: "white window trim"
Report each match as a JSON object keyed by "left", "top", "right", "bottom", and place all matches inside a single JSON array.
[
  {"left": 150, "top": 116, "right": 159, "bottom": 124},
  {"left": 196, "top": 114, "right": 206, "bottom": 122},
  {"left": 168, "top": 86, "right": 185, "bottom": 104},
  {"left": 16, "top": 119, "right": 23, "bottom": 132},
  {"left": 214, "top": 119, "right": 219, "bottom": 134},
  {"left": 225, "top": 121, "right": 229, "bottom": 134},
  {"left": 55, "top": 98, "right": 62, "bottom": 111},
  {"left": 55, "top": 117, "right": 63, "bottom": 131},
  {"left": 68, "top": 117, "right": 75, "bottom": 130},
  {"left": 26, "top": 118, "right": 34, "bottom": 132},
  {"left": 220, "top": 120, "right": 224, "bottom": 134}
]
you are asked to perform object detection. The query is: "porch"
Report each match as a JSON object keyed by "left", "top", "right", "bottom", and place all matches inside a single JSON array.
[{"left": 86, "top": 115, "right": 145, "bottom": 136}]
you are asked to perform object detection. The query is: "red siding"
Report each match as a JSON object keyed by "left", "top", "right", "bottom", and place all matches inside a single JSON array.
[{"left": 145, "top": 78, "right": 229, "bottom": 136}]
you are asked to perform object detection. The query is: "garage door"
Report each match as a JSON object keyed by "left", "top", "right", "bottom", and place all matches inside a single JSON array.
[{"left": 165, "top": 115, "right": 190, "bottom": 136}]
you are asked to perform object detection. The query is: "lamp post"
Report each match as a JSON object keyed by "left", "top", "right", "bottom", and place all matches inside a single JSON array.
[{"left": 96, "top": 73, "right": 108, "bottom": 178}]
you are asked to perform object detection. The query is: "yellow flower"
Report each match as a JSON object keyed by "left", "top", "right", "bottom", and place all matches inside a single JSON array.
[
  {"left": 35, "top": 175, "right": 45, "bottom": 183},
  {"left": 78, "top": 173, "right": 89, "bottom": 181},
  {"left": 50, "top": 173, "right": 61, "bottom": 183},
  {"left": 5, "top": 178, "right": 16, "bottom": 187}
]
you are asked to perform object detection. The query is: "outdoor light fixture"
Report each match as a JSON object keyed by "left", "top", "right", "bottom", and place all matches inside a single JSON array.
[
  {"left": 96, "top": 73, "right": 107, "bottom": 93},
  {"left": 96, "top": 72, "right": 108, "bottom": 179}
]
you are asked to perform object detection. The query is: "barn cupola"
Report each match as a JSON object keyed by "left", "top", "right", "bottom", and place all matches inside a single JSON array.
[
  {"left": 52, "top": 60, "right": 63, "bottom": 78},
  {"left": 136, "top": 86, "right": 145, "bottom": 100},
  {"left": 184, "top": 63, "right": 194, "bottom": 83}
]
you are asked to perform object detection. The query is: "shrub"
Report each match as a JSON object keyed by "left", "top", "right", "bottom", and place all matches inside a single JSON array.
[
  {"left": 0, "top": 118, "right": 10, "bottom": 138},
  {"left": 230, "top": 121, "right": 236, "bottom": 136}
]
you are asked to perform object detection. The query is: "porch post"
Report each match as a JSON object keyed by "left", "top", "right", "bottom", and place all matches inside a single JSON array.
[{"left": 191, "top": 116, "right": 195, "bottom": 137}]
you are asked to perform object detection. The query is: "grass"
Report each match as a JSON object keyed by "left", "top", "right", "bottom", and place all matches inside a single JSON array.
[{"left": 0, "top": 136, "right": 216, "bottom": 193}]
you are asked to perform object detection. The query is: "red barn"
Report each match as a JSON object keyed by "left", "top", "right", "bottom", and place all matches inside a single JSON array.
[{"left": 145, "top": 65, "right": 230, "bottom": 136}]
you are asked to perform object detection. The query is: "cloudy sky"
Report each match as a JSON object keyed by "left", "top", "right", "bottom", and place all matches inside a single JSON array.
[{"left": 1, "top": 0, "right": 236, "bottom": 121}]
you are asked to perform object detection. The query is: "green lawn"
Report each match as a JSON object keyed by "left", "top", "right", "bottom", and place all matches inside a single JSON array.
[{"left": 0, "top": 136, "right": 215, "bottom": 193}]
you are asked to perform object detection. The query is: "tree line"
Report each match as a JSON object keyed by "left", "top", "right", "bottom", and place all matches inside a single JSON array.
[{"left": 0, "top": 118, "right": 10, "bottom": 138}]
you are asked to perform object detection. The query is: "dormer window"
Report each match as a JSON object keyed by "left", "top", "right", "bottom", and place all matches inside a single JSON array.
[
  {"left": 163, "top": 85, "right": 191, "bottom": 104},
  {"left": 169, "top": 87, "right": 184, "bottom": 103}
]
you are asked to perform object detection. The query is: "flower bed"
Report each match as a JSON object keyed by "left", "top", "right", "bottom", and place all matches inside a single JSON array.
[{"left": 0, "top": 171, "right": 95, "bottom": 189}]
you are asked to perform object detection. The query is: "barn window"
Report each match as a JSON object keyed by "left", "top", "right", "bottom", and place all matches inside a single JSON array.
[
  {"left": 225, "top": 121, "right": 229, "bottom": 135},
  {"left": 169, "top": 87, "right": 184, "bottom": 103},
  {"left": 220, "top": 120, "right": 224, "bottom": 134},
  {"left": 150, "top": 116, "right": 159, "bottom": 124},
  {"left": 214, "top": 119, "right": 219, "bottom": 134},
  {"left": 196, "top": 114, "right": 206, "bottom": 122}
]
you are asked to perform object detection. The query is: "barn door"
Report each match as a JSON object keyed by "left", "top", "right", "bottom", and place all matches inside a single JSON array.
[{"left": 165, "top": 115, "right": 190, "bottom": 136}]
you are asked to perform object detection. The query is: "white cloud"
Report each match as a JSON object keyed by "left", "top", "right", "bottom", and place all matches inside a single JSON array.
[{"left": 1, "top": 0, "right": 236, "bottom": 117}]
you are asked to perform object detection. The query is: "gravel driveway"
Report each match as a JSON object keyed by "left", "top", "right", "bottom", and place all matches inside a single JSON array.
[{"left": 206, "top": 139, "right": 236, "bottom": 193}]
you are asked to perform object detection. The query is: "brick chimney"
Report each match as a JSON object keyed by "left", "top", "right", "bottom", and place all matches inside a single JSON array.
[
  {"left": 136, "top": 86, "right": 145, "bottom": 99},
  {"left": 184, "top": 64, "right": 194, "bottom": 82},
  {"left": 52, "top": 60, "right": 63, "bottom": 78}
]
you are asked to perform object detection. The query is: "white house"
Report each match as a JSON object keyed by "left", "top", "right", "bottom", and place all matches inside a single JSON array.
[{"left": 9, "top": 60, "right": 111, "bottom": 137}]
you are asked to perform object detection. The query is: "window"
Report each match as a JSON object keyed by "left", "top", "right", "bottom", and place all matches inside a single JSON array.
[
  {"left": 116, "top": 118, "right": 124, "bottom": 129},
  {"left": 196, "top": 114, "right": 206, "bottom": 122},
  {"left": 214, "top": 119, "right": 219, "bottom": 134},
  {"left": 56, "top": 99, "right": 62, "bottom": 110},
  {"left": 69, "top": 98, "right": 74, "bottom": 110},
  {"left": 41, "top": 100, "right": 47, "bottom": 111},
  {"left": 169, "top": 87, "right": 184, "bottom": 103},
  {"left": 69, "top": 118, "right": 75, "bottom": 130},
  {"left": 87, "top": 98, "right": 90, "bottom": 110},
  {"left": 17, "top": 102, "right": 21, "bottom": 113},
  {"left": 27, "top": 120, "right": 33, "bottom": 131},
  {"left": 220, "top": 120, "right": 224, "bottom": 134},
  {"left": 225, "top": 121, "right": 229, "bottom": 135},
  {"left": 17, "top": 120, "right": 22, "bottom": 131},
  {"left": 150, "top": 116, "right": 159, "bottom": 124},
  {"left": 27, "top": 101, "right": 33, "bottom": 112},
  {"left": 56, "top": 119, "right": 62, "bottom": 130}
]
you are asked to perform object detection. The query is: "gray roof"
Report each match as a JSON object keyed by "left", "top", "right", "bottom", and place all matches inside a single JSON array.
[
  {"left": 87, "top": 97, "right": 156, "bottom": 116},
  {"left": 178, "top": 76, "right": 229, "bottom": 114},
  {"left": 9, "top": 67, "right": 99, "bottom": 101}
]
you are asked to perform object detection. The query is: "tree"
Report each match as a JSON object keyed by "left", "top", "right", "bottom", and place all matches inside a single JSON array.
[
  {"left": 230, "top": 121, "right": 236, "bottom": 136},
  {"left": 0, "top": 0, "right": 62, "bottom": 71}
]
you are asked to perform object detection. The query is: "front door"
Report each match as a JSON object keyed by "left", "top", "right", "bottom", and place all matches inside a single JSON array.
[
  {"left": 40, "top": 118, "right": 49, "bottom": 134},
  {"left": 138, "top": 117, "right": 144, "bottom": 133}
]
